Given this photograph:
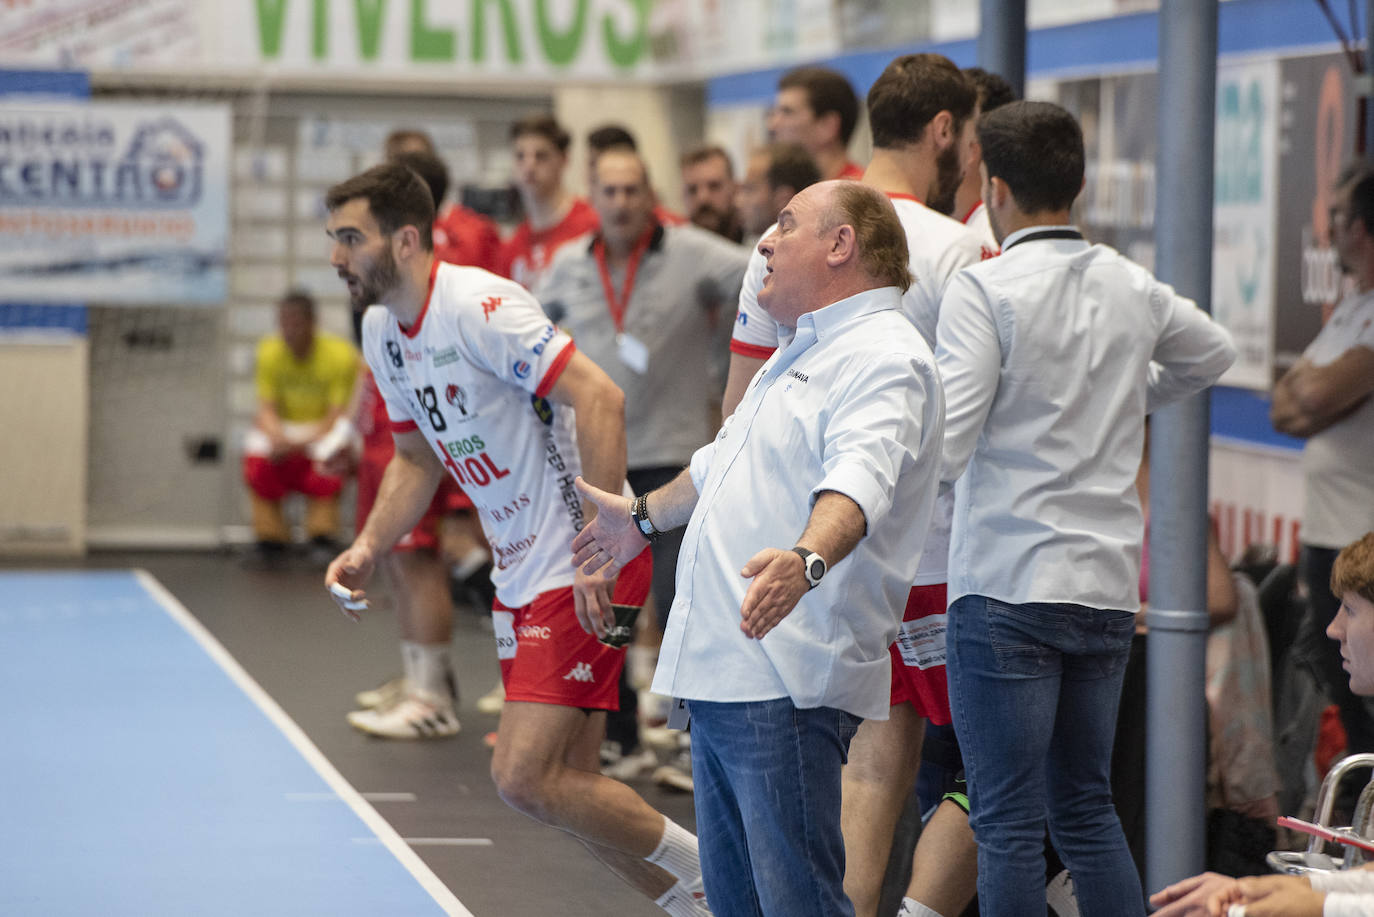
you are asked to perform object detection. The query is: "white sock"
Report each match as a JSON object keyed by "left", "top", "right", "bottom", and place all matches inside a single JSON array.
[
  {"left": 645, "top": 817, "right": 700, "bottom": 884},
  {"left": 898, "top": 898, "right": 945, "bottom": 917},
  {"left": 655, "top": 882, "right": 707, "bottom": 917},
  {"left": 401, "top": 640, "right": 455, "bottom": 704}
]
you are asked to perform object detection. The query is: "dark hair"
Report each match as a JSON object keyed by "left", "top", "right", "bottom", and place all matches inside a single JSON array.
[
  {"left": 779, "top": 66, "right": 860, "bottom": 145},
  {"left": 509, "top": 113, "right": 571, "bottom": 153},
  {"left": 391, "top": 150, "right": 449, "bottom": 211},
  {"left": 764, "top": 142, "right": 821, "bottom": 193},
  {"left": 867, "top": 53, "right": 976, "bottom": 149},
  {"left": 1333, "top": 533, "right": 1374, "bottom": 605},
  {"left": 961, "top": 67, "right": 1017, "bottom": 114},
  {"left": 383, "top": 128, "right": 435, "bottom": 159},
  {"left": 680, "top": 144, "right": 733, "bottom": 174},
  {"left": 978, "top": 101, "right": 1084, "bottom": 214},
  {"left": 1342, "top": 165, "right": 1374, "bottom": 234},
  {"left": 588, "top": 124, "right": 638, "bottom": 155},
  {"left": 825, "top": 183, "right": 912, "bottom": 293},
  {"left": 325, "top": 163, "right": 435, "bottom": 251},
  {"left": 278, "top": 289, "right": 316, "bottom": 317}
]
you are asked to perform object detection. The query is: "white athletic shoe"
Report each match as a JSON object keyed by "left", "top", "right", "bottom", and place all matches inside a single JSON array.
[
  {"left": 601, "top": 746, "right": 659, "bottom": 781},
  {"left": 354, "top": 676, "right": 409, "bottom": 711},
  {"left": 682, "top": 873, "right": 711, "bottom": 914},
  {"left": 475, "top": 680, "right": 505, "bottom": 715},
  {"left": 346, "top": 695, "right": 460, "bottom": 739}
]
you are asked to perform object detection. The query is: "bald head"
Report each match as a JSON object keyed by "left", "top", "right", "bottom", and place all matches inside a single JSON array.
[
  {"left": 592, "top": 149, "right": 655, "bottom": 253},
  {"left": 757, "top": 180, "right": 910, "bottom": 326}
]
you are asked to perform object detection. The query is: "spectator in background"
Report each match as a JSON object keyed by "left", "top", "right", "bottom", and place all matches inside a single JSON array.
[
  {"left": 680, "top": 145, "right": 744, "bottom": 244},
  {"left": 1272, "top": 163, "right": 1374, "bottom": 768},
  {"left": 497, "top": 114, "right": 600, "bottom": 290},
  {"left": 242, "top": 291, "right": 358, "bottom": 566},
  {"left": 537, "top": 148, "right": 749, "bottom": 788},
  {"left": 768, "top": 66, "right": 864, "bottom": 181},
  {"left": 1150, "top": 532, "right": 1374, "bottom": 917},
  {"left": 385, "top": 129, "right": 501, "bottom": 273},
  {"left": 936, "top": 101, "right": 1235, "bottom": 916},
  {"left": 587, "top": 123, "right": 686, "bottom": 226},
  {"left": 735, "top": 142, "right": 821, "bottom": 242},
  {"left": 955, "top": 67, "right": 1017, "bottom": 255}
]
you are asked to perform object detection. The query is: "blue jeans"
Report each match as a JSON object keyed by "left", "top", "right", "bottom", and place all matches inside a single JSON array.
[
  {"left": 688, "top": 698, "right": 861, "bottom": 917},
  {"left": 946, "top": 595, "right": 1144, "bottom": 917}
]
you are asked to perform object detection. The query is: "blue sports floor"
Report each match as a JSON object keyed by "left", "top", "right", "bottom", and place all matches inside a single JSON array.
[{"left": 0, "top": 570, "right": 469, "bottom": 916}]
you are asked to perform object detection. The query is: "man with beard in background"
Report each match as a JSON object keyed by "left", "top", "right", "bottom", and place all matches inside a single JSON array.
[{"left": 680, "top": 145, "right": 745, "bottom": 244}]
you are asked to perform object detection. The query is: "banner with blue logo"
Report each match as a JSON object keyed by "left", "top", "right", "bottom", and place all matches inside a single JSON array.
[{"left": 0, "top": 101, "right": 230, "bottom": 304}]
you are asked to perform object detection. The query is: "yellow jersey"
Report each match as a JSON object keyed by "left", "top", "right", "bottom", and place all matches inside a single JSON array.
[{"left": 254, "top": 332, "right": 359, "bottom": 423}]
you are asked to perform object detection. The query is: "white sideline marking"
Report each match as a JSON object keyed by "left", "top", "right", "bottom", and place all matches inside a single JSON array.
[
  {"left": 135, "top": 570, "right": 474, "bottom": 917},
  {"left": 354, "top": 838, "right": 495, "bottom": 847},
  {"left": 287, "top": 792, "right": 418, "bottom": 803}
]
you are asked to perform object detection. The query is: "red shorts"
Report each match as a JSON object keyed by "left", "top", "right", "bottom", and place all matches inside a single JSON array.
[
  {"left": 243, "top": 454, "right": 343, "bottom": 500},
  {"left": 355, "top": 444, "right": 452, "bottom": 552},
  {"left": 492, "top": 549, "right": 652, "bottom": 710},
  {"left": 888, "top": 583, "right": 952, "bottom": 725}
]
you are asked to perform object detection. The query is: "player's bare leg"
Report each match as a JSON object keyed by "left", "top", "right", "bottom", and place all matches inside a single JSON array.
[
  {"left": 841, "top": 704, "right": 926, "bottom": 917},
  {"left": 902, "top": 800, "right": 979, "bottom": 916},
  {"left": 492, "top": 700, "right": 706, "bottom": 911}
]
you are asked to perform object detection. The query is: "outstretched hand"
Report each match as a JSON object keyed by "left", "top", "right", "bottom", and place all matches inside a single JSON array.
[{"left": 570, "top": 476, "right": 646, "bottom": 577}]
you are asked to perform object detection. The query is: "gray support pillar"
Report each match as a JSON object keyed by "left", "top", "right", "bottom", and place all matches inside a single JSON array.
[
  {"left": 978, "top": 0, "right": 1027, "bottom": 98},
  {"left": 1146, "top": 0, "right": 1219, "bottom": 897}
]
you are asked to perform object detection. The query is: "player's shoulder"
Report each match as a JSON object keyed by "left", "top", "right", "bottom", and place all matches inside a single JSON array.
[
  {"left": 433, "top": 261, "right": 539, "bottom": 309},
  {"left": 892, "top": 198, "right": 981, "bottom": 248}
]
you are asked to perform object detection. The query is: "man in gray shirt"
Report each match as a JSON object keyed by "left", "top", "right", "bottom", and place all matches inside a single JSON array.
[{"left": 538, "top": 148, "right": 749, "bottom": 778}]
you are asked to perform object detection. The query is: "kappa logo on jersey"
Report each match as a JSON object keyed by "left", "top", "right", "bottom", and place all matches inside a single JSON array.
[
  {"left": 445, "top": 384, "right": 468, "bottom": 415},
  {"left": 385, "top": 340, "right": 404, "bottom": 369},
  {"left": 980, "top": 245, "right": 999, "bottom": 260},
  {"left": 562, "top": 662, "right": 595, "bottom": 683},
  {"left": 482, "top": 296, "right": 502, "bottom": 321},
  {"left": 532, "top": 324, "right": 556, "bottom": 355},
  {"left": 513, "top": 360, "right": 532, "bottom": 379}
]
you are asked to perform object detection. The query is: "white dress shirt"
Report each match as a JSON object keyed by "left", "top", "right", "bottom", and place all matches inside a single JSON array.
[
  {"left": 936, "top": 226, "right": 1237, "bottom": 612},
  {"left": 1312, "top": 870, "right": 1374, "bottom": 917},
  {"left": 653, "top": 286, "right": 944, "bottom": 721}
]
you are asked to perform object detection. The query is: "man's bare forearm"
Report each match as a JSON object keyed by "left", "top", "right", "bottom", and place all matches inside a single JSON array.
[
  {"left": 356, "top": 448, "right": 444, "bottom": 555},
  {"left": 643, "top": 468, "right": 700, "bottom": 532},
  {"left": 796, "top": 490, "right": 867, "bottom": 564}
]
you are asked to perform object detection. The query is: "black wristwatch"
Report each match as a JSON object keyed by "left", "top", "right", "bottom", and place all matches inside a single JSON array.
[
  {"left": 792, "top": 547, "right": 826, "bottom": 590},
  {"left": 630, "top": 493, "right": 661, "bottom": 543}
]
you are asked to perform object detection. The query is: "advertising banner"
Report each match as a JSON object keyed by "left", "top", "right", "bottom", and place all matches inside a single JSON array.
[{"left": 0, "top": 101, "right": 230, "bottom": 304}]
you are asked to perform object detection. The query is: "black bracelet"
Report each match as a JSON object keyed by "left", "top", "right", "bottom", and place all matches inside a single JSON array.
[{"left": 631, "top": 493, "right": 661, "bottom": 543}]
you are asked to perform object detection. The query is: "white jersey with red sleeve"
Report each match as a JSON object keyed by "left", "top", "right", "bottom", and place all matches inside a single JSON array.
[
  {"left": 361, "top": 261, "right": 584, "bottom": 608},
  {"left": 962, "top": 200, "right": 1000, "bottom": 259},
  {"left": 727, "top": 196, "right": 984, "bottom": 585}
]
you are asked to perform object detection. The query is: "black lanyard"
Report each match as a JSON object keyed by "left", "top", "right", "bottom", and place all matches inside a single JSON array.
[{"left": 1001, "top": 229, "right": 1084, "bottom": 252}]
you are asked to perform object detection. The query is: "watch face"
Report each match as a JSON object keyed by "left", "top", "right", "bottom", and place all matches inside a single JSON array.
[{"left": 808, "top": 558, "right": 825, "bottom": 581}]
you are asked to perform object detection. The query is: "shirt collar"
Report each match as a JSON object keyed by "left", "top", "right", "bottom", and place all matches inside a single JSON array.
[
  {"left": 794, "top": 286, "right": 905, "bottom": 341},
  {"left": 999, "top": 224, "right": 1082, "bottom": 251}
]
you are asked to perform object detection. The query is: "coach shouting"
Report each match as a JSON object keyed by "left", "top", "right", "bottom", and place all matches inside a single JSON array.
[{"left": 571, "top": 180, "right": 945, "bottom": 917}]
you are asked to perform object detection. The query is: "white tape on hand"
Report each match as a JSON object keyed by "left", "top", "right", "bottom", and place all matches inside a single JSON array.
[
  {"left": 328, "top": 581, "right": 369, "bottom": 611},
  {"left": 1227, "top": 904, "right": 1247, "bottom": 917}
]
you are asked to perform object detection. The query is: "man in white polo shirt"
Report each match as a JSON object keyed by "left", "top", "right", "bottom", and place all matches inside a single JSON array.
[{"left": 571, "top": 180, "right": 945, "bottom": 917}]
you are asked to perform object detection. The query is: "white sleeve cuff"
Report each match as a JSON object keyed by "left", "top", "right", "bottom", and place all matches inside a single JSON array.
[{"left": 811, "top": 460, "right": 890, "bottom": 531}]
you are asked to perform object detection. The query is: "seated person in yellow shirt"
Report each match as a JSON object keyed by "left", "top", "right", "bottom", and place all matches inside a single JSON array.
[{"left": 242, "top": 290, "right": 359, "bottom": 563}]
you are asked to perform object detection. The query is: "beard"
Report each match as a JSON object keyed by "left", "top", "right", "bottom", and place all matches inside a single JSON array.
[
  {"left": 690, "top": 203, "right": 744, "bottom": 244},
  {"left": 927, "top": 142, "right": 963, "bottom": 216},
  {"left": 341, "top": 245, "right": 400, "bottom": 310}
]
